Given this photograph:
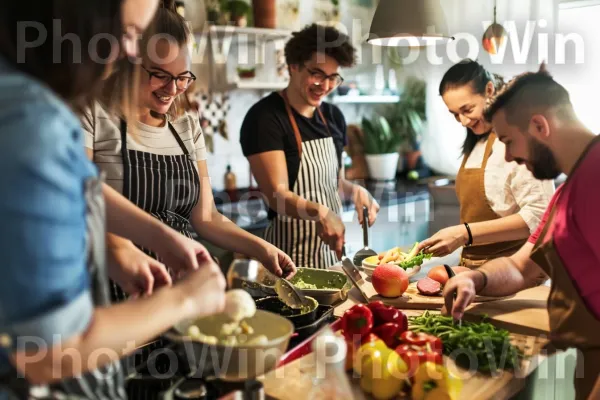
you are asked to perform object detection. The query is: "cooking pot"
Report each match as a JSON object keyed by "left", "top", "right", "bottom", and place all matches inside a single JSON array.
[{"left": 162, "top": 310, "right": 294, "bottom": 382}]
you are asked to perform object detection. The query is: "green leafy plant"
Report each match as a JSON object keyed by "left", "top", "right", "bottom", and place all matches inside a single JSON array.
[
  {"left": 361, "top": 114, "right": 403, "bottom": 155},
  {"left": 384, "top": 77, "right": 426, "bottom": 152},
  {"left": 222, "top": 0, "right": 251, "bottom": 17}
]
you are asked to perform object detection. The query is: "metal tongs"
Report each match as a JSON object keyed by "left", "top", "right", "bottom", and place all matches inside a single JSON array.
[{"left": 444, "top": 264, "right": 462, "bottom": 327}]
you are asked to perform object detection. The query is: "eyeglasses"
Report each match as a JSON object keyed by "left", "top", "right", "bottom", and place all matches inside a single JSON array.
[
  {"left": 304, "top": 66, "right": 344, "bottom": 88},
  {"left": 142, "top": 66, "right": 197, "bottom": 90}
]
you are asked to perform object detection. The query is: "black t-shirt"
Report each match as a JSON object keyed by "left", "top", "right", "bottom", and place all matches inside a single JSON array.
[{"left": 240, "top": 92, "right": 347, "bottom": 195}]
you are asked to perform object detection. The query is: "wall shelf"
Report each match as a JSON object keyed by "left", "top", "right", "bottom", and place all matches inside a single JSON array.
[
  {"left": 195, "top": 25, "right": 293, "bottom": 43},
  {"left": 234, "top": 80, "right": 288, "bottom": 90},
  {"left": 330, "top": 95, "right": 400, "bottom": 104}
]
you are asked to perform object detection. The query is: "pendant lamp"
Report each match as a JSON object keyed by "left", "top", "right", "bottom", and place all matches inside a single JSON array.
[{"left": 367, "top": 0, "right": 453, "bottom": 47}]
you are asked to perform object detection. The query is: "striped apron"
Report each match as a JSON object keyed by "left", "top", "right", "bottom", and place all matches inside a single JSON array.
[
  {"left": 264, "top": 91, "right": 342, "bottom": 269},
  {"left": 0, "top": 176, "right": 127, "bottom": 399},
  {"left": 112, "top": 119, "right": 200, "bottom": 302}
]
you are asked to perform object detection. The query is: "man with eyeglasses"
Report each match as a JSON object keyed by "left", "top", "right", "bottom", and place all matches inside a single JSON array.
[{"left": 240, "top": 24, "right": 380, "bottom": 269}]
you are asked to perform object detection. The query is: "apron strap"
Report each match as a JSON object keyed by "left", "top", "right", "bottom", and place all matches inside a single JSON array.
[
  {"left": 279, "top": 90, "right": 331, "bottom": 157},
  {"left": 480, "top": 133, "right": 497, "bottom": 170}
]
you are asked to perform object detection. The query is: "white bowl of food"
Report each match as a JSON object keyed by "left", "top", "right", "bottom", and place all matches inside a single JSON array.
[{"left": 362, "top": 243, "right": 431, "bottom": 278}]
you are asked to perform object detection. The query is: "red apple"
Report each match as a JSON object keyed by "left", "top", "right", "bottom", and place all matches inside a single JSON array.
[{"left": 372, "top": 264, "right": 409, "bottom": 298}]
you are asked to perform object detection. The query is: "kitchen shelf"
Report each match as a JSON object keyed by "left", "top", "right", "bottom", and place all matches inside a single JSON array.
[
  {"left": 330, "top": 95, "right": 400, "bottom": 104},
  {"left": 195, "top": 25, "right": 293, "bottom": 43},
  {"left": 234, "top": 80, "right": 288, "bottom": 90}
]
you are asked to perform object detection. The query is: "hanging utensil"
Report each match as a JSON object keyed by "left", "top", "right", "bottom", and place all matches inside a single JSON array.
[
  {"left": 482, "top": 0, "right": 507, "bottom": 55},
  {"left": 353, "top": 206, "right": 378, "bottom": 267}
]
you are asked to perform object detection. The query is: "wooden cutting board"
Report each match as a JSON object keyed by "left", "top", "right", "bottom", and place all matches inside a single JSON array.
[
  {"left": 259, "top": 333, "right": 549, "bottom": 400},
  {"left": 335, "top": 280, "right": 550, "bottom": 335}
]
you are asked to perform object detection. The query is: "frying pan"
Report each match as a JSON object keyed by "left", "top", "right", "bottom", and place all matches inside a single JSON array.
[
  {"left": 162, "top": 310, "right": 294, "bottom": 382},
  {"left": 255, "top": 296, "right": 319, "bottom": 328}
]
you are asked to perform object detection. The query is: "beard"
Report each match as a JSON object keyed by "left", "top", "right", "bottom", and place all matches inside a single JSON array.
[{"left": 517, "top": 138, "right": 561, "bottom": 180}]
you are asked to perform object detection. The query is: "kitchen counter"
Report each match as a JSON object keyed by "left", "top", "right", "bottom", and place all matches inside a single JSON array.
[
  {"left": 258, "top": 259, "right": 554, "bottom": 400},
  {"left": 213, "top": 179, "right": 430, "bottom": 232}
]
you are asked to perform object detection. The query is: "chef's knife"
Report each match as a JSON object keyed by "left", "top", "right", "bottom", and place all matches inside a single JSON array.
[
  {"left": 443, "top": 264, "right": 461, "bottom": 327},
  {"left": 340, "top": 249, "right": 370, "bottom": 303}
]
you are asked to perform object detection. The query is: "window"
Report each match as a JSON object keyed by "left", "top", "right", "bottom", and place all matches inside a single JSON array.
[{"left": 558, "top": 1, "right": 600, "bottom": 133}]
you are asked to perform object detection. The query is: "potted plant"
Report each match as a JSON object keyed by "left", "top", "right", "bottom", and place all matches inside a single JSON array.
[
  {"left": 222, "top": 0, "right": 251, "bottom": 27},
  {"left": 361, "top": 114, "right": 402, "bottom": 181},
  {"left": 384, "top": 77, "right": 426, "bottom": 172},
  {"left": 252, "top": 0, "right": 276, "bottom": 28}
]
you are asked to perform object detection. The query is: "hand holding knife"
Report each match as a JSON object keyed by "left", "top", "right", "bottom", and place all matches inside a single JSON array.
[{"left": 443, "top": 264, "right": 462, "bottom": 327}]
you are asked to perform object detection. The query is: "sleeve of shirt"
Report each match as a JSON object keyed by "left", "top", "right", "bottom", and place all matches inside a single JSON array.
[
  {"left": 81, "top": 105, "right": 96, "bottom": 150},
  {"left": 528, "top": 187, "right": 560, "bottom": 244},
  {"left": 572, "top": 148, "right": 600, "bottom": 265},
  {"left": 506, "top": 163, "right": 555, "bottom": 233},
  {"left": 189, "top": 113, "right": 207, "bottom": 161},
  {"left": 0, "top": 103, "right": 95, "bottom": 353},
  {"left": 240, "top": 105, "right": 285, "bottom": 156}
]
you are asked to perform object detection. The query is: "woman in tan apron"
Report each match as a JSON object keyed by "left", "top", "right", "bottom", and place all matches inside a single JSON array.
[{"left": 418, "top": 59, "right": 554, "bottom": 268}]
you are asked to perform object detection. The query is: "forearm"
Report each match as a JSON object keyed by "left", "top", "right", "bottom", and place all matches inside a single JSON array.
[
  {"left": 191, "top": 209, "right": 265, "bottom": 257},
  {"left": 469, "top": 214, "right": 530, "bottom": 245},
  {"left": 268, "top": 188, "right": 329, "bottom": 221},
  {"left": 13, "top": 286, "right": 190, "bottom": 384},
  {"left": 467, "top": 257, "right": 529, "bottom": 297},
  {"left": 468, "top": 242, "right": 544, "bottom": 296},
  {"left": 103, "top": 183, "right": 168, "bottom": 249},
  {"left": 338, "top": 177, "right": 356, "bottom": 202}
]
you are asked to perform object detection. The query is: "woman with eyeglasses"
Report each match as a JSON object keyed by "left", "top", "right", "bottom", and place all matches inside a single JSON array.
[
  {"left": 240, "top": 24, "right": 380, "bottom": 269},
  {"left": 85, "top": 1, "right": 296, "bottom": 303}
]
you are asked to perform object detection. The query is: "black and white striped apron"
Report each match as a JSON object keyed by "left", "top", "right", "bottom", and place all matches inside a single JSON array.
[
  {"left": 0, "top": 176, "right": 127, "bottom": 400},
  {"left": 264, "top": 91, "right": 342, "bottom": 269},
  {"left": 112, "top": 119, "right": 200, "bottom": 302}
]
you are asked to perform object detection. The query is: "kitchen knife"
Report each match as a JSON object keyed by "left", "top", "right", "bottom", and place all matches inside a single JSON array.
[
  {"left": 341, "top": 256, "right": 370, "bottom": 303},
  {"left": 443, "top": 264, "right": 461, "bottom": 327}
]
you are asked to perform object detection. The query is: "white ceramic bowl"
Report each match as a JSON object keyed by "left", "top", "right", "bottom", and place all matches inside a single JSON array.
[{"left": 361, "top": 255, "right": 422, "bottom": 278}]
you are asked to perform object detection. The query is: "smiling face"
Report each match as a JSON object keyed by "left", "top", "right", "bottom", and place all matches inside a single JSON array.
[
  {"left": 289, "top": 52, "right": 343, "bottom": 107},
  {"left": 139, "top": 38, "right": 193, "bottom": 115},
  {"left": 492, "top": 109, "right": 561, "bottom": 180},
  {"left": 442, "top": 82, "right": 494, "bottom": 135}
]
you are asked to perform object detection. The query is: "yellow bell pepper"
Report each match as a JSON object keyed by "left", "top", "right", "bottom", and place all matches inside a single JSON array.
[
  {"left": 359, "top": 347, "right": 409, "bottom": 400},
  {"left": 412, "top": 362, "right": 462, "bottom": 400},
  {"left": 352, "top": 335, "right": 388, "bottom": 374}
]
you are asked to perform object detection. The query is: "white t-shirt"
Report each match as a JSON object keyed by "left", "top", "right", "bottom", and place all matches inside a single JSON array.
[
  {"left": 83, "top": 102, "right": 207, "bottom": 194},
  {"left": 463, "top": 138, "right": 555, "bottom": 233}
]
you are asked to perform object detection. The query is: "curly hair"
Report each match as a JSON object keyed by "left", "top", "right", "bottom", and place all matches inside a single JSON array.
[
  {"left": 483, "top": 64, "right": 575, "bottom": 129},
  {"left": 284, "top": 23, "right": 356, "bottom": 67}
]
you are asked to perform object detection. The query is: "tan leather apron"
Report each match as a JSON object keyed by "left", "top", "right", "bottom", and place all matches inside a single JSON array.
[
  {"left": 529, "top": 137, "right": 600, "bottom": 400},
  {"left": 456, "top": 133, "right": 526, "bottom": 268}
]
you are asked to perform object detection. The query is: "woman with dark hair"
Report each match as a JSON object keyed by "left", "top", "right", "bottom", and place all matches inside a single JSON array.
[
  {"left": 417, "top": 59, "right": 554, "bottom": 268},
  {"left": 0, "top": 1, "right": 227, "bottom": 399},
  {"left": 85, "top": 1, "right": 296, "bottom": 303}
]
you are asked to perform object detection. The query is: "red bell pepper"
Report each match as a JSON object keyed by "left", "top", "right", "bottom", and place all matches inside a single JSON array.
[
  {"left": 367, "top": 301, "right": 407, "bottom": 328},
  {"left": 371, "top": 322, "right": 407, "bottom": 348},
  {"left": 341, "top": 304, "right": 373, "bottom": 341},
  {"left": 394, "top": 343, "right": 443, "bottom": 376},
  {"left": 400, "top": 331, "right": 443, "bottom": 353}
]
